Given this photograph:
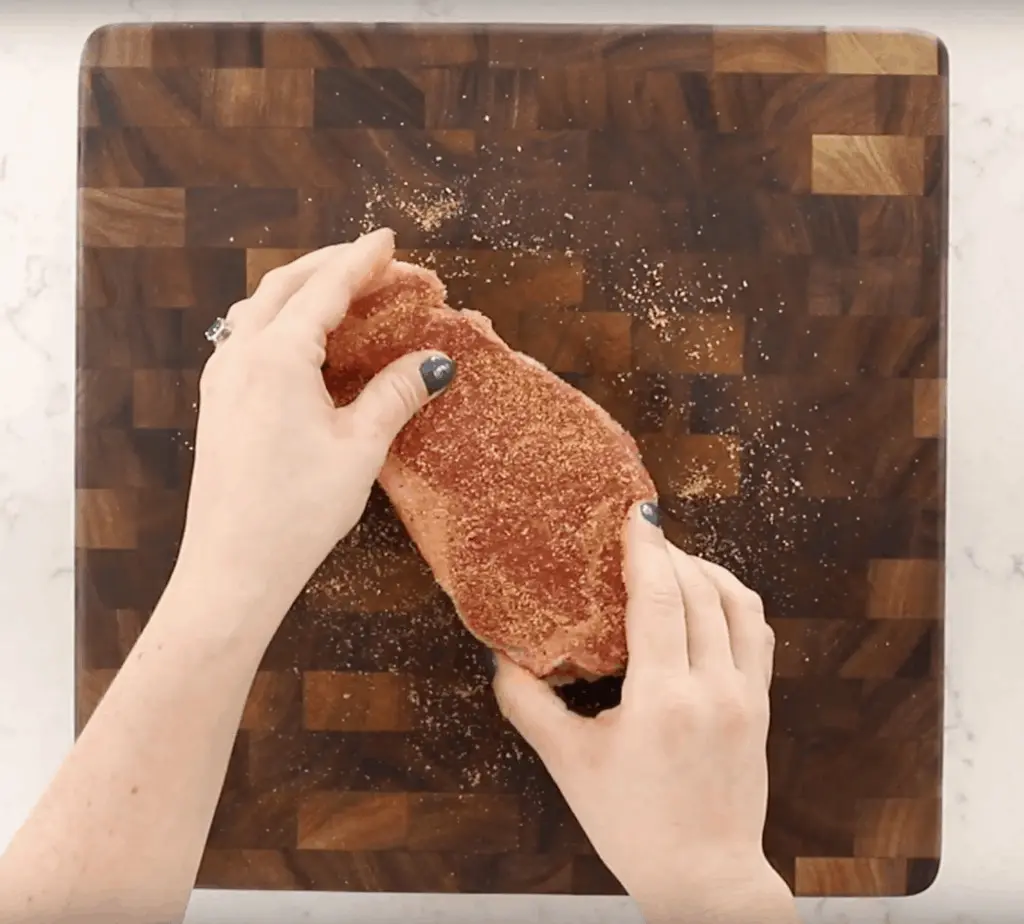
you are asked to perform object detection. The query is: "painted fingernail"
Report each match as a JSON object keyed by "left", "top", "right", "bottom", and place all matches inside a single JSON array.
[
  {"left": 420, "top": 355, "right": 456, "bottom": 395},
  {"left": 639, "top": 501, "right": 661, "bottom": 527}
]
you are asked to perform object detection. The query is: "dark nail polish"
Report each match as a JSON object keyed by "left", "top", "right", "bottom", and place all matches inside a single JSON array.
[
  {"left": 420, "top": 355, "right": 456, "bottom": 395},
  {"left": 639, "top": 501, "right": 661, "bottom": 527}
]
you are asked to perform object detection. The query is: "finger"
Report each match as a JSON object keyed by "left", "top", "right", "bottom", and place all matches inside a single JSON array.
[
  {"left": 692, "top": 557, "right": 774, "bottom": 687},
  {"left": 622, "top": 500, "right": 688, "bottom": 675},
  {"left": 273, "top": 227, "right": 396, "bottom": 337},
  {"left": 345, "top": 351, "right": 456, "bottom": 445},
  {"left": 226, "top": 243, "right": 352, "bottom": 335},
  {"left": 666, "top": 544, "right": 733, "bottom": 671},
  {"left": 493, "top": 653, "right": 584, "bottom": 766}
]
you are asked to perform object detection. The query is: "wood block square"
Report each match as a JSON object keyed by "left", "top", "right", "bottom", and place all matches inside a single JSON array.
[
  {"left": 867, "top": 559, "right": 942, "bottom": 620},
  {"left": 588, "top": 129, "right": 701, "bottom": 195},
  {"left": 299, "top": 539, "right": 440, "bottom": 614},
  {"left": 82, "top": 26, "right": 153, "bottom": 67},
  {"left": 424, "top": 67, "right": 539, "bottom": 130},
  {"left": 209, "top": 789, "right": 298, "bottom": 849},
  {"left": 808, "top": 258, "right": 937, "bottom": 316},
  {"left": 571, "top": 857, "right": 625, "bottom": 895},
  {"left": 77, "top": 488, "right": 138, "bottom": 550},
  {"left": 854, "top": 798, "right": 940, "bottom": 857},
  {"left": 757, "top": 193, "right": 860, "bottom": 256},
  {"left": 516, "top": 310, "right": 632, "bottom": 374},
  {"left": 858, "top": 196, "right": 942, "bottom": 258},
  {"left": 303, "top": 672, "right": 415, "bottom": 732},
  {"left": 80, "top": 247, "right": 246, "bottom": 311},
  {"left": 186, "top": 187, "right": 299, "bottom": 248},
  {"left": 455, "top": 855, "right": 574, "bottom": 894},
  {"left": 771, "top": 619, "right": 935, "bottom": 680},
  {"left": 812, "top": 135, "right": 925, "bottom": 196},
  {"left": 246, "top": 248, "right": 309, "bottom": 296},
  {"left": 478, "top": 130, "right": 587, "bottom": 188},
  {"left": 633, "top": 314, "right": 745, "bottom": 374},
  {"left": 297, "top": 793, "right": 409, "bottom": 850},
  {"left": 150, "top": 24, "right": 264, "bottom": 68},
  {"left": 80, "top": 188, "right": 185, "bottom": 247},
  {"left": 826, "top": 31, "right": 939, "bottom": 75},
  {"left": 78, "top": 607, "right": 144, "bottom": 670},
  {"left": 535, "top": 65, "right": 610, "bottom": 130},
  {"left": 83, "top": 69, "right": 203, "bottom": 127},
  {"left": 407, "top": 795, "right": 521, "bottom": 852},
  {"left": 196, "top": 849, "right": 298, "bottom": 890},
  {"left": 407, "top": 250, "right": 585, "bottom": 319},
  {"left": 206, "top": 69, "right": 313, "bottom": 127},
  {"left": 638, "top": 434, "right": 742, "bottom": 499},
  {"left": 713, "top": 29, "right": 827, "bottom": 73},
  {"left": 77, "top": 372, "right": 131, "bottom": 433},
  {"left": 488, "top": 28, "right": 711, "bottom": 69},
  {"left": 877, "top": 76, "right": 947, "bottom": 136},
  {"left": 795, "top": 858, "right": 907, "bottom": 896},
  {"left": 913, "top": 379, "right": 944, "bottom": 438},
  {"left": 134, "top": 486, "right": 187, "bottom": 548},
  {"left": 264, "top": 25, "right": 481, "bottom": 69},
  {"left": 711, "top": 74, "right": 880, "bottom": 135},
  {"left": 700, "top": 132, "right": 811, "bottom": 193},
  {"left": 241, "top": 672, "right": 303, "bottom": 732},
  {"left": 315, "top": 68, "right": 425, "bottom": 129},
  {"left": 536, "top": 67, "right": 718, "bottom": 132},
  {"left": 131, "top": 370, "right": 199, "bottom": 429}
]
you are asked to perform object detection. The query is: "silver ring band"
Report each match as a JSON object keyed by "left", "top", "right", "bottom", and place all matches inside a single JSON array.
[{"left": 205, "top": 317, "right": 233, "bottom": 347}]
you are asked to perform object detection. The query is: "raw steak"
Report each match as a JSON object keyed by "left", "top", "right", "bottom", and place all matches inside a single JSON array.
[{"left": 323, "top": 262, "right": 656, "bottom": 680}]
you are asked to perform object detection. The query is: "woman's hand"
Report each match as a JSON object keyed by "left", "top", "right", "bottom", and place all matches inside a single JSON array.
[
  {"left": 493, "top": 502, "right": 797, "bottom": 923},
  {"left": 177, "top": 228, "right": 455, "bottom": 623},
  {"left": 0, "top": 230, "right": 458, "bottom": 924}
]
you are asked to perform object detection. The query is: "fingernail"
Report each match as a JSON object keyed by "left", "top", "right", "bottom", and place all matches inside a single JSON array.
[
  {"left": 420, "top": 355, "right": 456, "bottom": 396},
  {"left": 639, "top": 500, "right": 661, "bottom": 527}
]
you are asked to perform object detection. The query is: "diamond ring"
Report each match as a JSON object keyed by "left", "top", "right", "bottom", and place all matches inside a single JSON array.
[{"left": 205, "top": 317, "right": 233, "bottom": 347}]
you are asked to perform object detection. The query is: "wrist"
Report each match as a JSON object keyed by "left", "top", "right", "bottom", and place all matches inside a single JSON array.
[
  {"left": 635, "top": 857, "right": 796, "bottom": 924},
  {"left": 157, "top": 554, "right": 292, "bottom": 645}
]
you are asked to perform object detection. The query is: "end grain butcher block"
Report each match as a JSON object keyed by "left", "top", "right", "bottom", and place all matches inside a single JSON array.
[{"left": 75, "top": 23, "right": 948, "bottom": 897}]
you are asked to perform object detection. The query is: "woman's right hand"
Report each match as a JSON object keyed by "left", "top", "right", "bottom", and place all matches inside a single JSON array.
[{"left": 492, "top": 502, "right": 798, "bottom": 923}]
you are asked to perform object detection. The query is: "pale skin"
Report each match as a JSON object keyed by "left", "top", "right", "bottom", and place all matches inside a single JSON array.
[{"left": 0, "top": 229, "right": 799, "bottom": 924}]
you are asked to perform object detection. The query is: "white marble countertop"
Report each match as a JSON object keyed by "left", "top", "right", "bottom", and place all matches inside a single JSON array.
[{"left": 0, "top": 1, "right": 1021, "bottom": 921}]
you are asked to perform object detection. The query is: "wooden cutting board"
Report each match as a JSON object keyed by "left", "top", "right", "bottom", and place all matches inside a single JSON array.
[{"left": 75, "top": 22, "right": 947, "bottom": 897}]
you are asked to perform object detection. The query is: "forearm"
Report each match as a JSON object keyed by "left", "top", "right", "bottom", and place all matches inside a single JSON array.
[
  {"left": 0, "top": 566, "right": 283, "bottom": 924},
  {"left": 638, "top": 861, "right": 799, "bottom": 924}
]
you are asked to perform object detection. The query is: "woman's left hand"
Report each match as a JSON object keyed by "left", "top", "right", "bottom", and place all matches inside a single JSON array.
[{"left": 176, "top": 228, "right": 455, "bottom": 623}]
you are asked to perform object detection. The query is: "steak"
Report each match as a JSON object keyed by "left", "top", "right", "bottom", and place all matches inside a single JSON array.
[{"left": 323, "top": 262, "right": 656, "bottom": 680}]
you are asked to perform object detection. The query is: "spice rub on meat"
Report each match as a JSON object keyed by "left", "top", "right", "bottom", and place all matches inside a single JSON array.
[{"left": 323, "top": 262, "right": 656, "bottom": 680}]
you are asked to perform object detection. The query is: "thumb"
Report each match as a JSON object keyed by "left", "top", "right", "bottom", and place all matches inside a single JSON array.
[
  {"left": 493, "top": 653, "right": 584, "bottom": 766},
  {"left": 346, "top": 350, "right": 456, "bottom": 444}
]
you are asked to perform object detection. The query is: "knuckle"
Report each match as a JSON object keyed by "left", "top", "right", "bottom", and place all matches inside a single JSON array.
[
  {"left": 739, "top": 586, "right": 766, "bottom": 616},
  {"left": 710, "top": 677, "right": 763, "bottom": 730},
  {"left": 684, "top": 582, "right": 721, "bottom": 615},
  {"left": 254, "top": 264, "right": 295, "bottom": 297},
  {"left": 225, "top": 297, "right": 251, "bottom": 319},
  {"left": 199, "top": 340, "right": 265, "bottom": 397},
  {"left": 655, "top": 682, "right": 701, "bottom": 724},
  {"left": 711, "top": 697, "right": 749, "bottom": 733},
  {"left": 640, "top": 578, "right": 682, "bottom": 615},
  {"left": 380, "top": 372, "right": 423, "bottom": 417}
]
